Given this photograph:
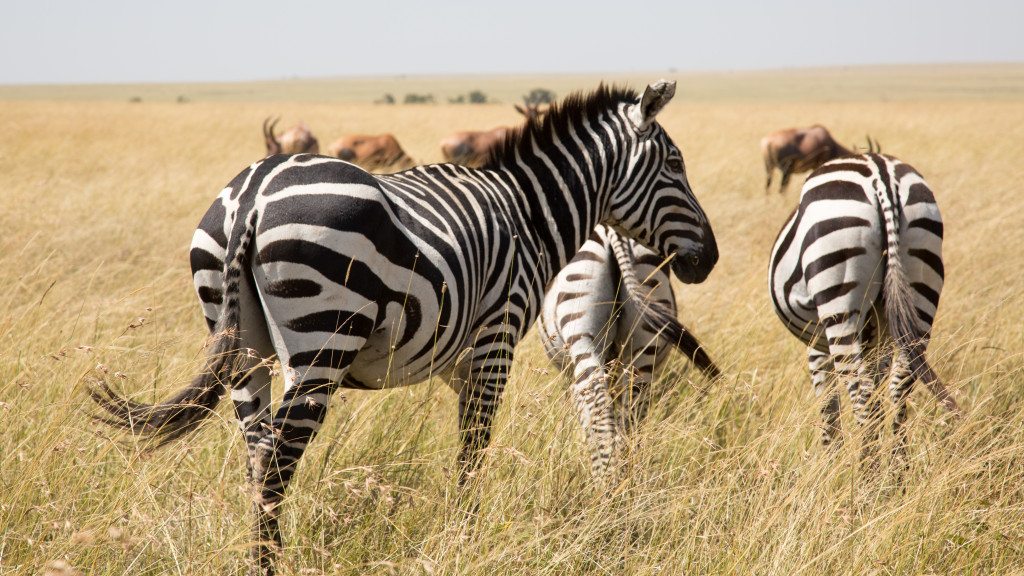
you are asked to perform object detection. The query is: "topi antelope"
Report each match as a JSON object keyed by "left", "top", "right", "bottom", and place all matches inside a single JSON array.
[
  {"left": 263, "top": 117, "right": 319, "bottom": 156},
  {"left": 761, "top": 125, "right": 878, "bottom": 194},
  {"left": 326, "top": 133, "right": 415, "bottom": 171},
  {"left": 440, "top": 98, "right": 546, "bottom": 167}
]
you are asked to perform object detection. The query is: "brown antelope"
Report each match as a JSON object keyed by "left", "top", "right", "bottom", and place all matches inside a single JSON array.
[
  {"left": 326, "top": 133, "right": 415, "bottom": 171},
  {"left": 263, "top": 117, "right": 319, "bottom": 155},
  {"left": 440, "top": 98, "right": 545, "bottom": 167},
  {"left": 760, "top": 125, "right": 876, "bottom": 193}
]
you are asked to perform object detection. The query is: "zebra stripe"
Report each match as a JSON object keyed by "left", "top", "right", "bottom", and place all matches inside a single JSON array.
[
  {"left": 768, "top": 153, "right": 958, "bottom": 461},
  {"left": 92, "top": 81, "right": 718, "bottom": 575},
  {"left": 539, "top": 224, "right": 719, "bottom": 478}
]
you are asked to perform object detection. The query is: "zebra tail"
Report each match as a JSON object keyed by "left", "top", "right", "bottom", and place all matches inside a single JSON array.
[
  {"left": 89, "top": 210, "right": 260, "bottom": 446},
  {"left": 608, "top": 235, "right": 721, "bottom": 380},
  {"left": 873, "top": 172, "right": 959, "bottom": 414}
]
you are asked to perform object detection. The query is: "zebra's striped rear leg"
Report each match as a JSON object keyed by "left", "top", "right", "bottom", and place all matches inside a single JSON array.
[
  {"left": 229, "top": 272, "right": 277, "bottom": 485},
  {"left": 856, "top": 348, "right": 897, "bottom": 471},
  {"left": 248, "top": 307, "right": 368, "bottom": 576},
  {"left": 808, "top": 348, "right": 841, "bottom": 447},
  {"left": 823, "top": 314, "right": 884, "bottom": 466},
  {"left": 887, "top": 349, "right": 914, "bottom": 470},
  {"left": 232, "top": 353, "right": 275, "bottom": 576},
  {"left": 568, "top": 351, "right": 619, "bottom": 480},
  {"left": 250, "top": 364, "right": 353, "bottom": 576},
  {"left": 615, "top": 344, "right": 657, "bottom": 438}
]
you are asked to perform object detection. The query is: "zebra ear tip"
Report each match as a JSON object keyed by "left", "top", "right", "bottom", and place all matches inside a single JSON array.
[{"left": 649, "top": 79, "right": 677, "bottom": 97}]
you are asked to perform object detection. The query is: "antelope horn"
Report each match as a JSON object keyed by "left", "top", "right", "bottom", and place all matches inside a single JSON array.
[{"left": 263, "top": 116, "right": 282, "bottom": 156}]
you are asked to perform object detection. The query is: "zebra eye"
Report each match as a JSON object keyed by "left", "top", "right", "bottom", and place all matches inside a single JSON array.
[{"left": 666, "top": 158, "right": 684, "bottom": 173}]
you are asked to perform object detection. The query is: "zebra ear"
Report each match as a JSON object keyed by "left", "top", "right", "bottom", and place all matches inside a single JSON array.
[{"left": 629, "top": 79, "right": 676, "bottom": 131}]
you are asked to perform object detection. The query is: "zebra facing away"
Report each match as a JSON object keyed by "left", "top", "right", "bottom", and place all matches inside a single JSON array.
[
  {"left": 91, "top": 80, "right": 718, "bottom": 575},
  {"left": 768, "top": 153, "right": 960, "bottom": 464},
  {"left": 539, "top": 223, "right": 720, "bottom": 477}
]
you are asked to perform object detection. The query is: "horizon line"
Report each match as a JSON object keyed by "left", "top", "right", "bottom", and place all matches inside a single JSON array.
[{"left": 3, "top": 60, "right": 1022, "bottom": 89}]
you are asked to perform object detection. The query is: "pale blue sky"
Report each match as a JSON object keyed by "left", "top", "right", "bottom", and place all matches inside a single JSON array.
[{"left": 1, "top": 0, "right": 1021, "bottom": 84}]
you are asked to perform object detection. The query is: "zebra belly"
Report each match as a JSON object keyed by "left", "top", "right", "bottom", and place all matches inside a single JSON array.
[{"left": 345, "top": 318, "right": 473, "bottom": 389}]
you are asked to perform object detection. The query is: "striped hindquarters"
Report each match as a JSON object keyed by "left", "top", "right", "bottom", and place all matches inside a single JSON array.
[{"left": 768, "top": 153, "right": 943, "bottom": 351}]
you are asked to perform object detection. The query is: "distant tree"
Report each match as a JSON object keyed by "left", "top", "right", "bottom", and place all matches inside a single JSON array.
[
  {"left": 525, "top": 88, "right": 556, "bottom": 105},
  {"left": 468, "top": 90, "right": 488, "bottom": 104},
  {"left": 375, "top": 93, "right": 396, "bottom": 105},
  {"left": 448, "top": 94, "right": 466, "bottom": 104},
  {"left": 404, "top": 93, "right": 435, "bottom": 104},
  {"left": 128, "top": 96, "right": 142, "bottom": 103},
  {"left": 176, "top": 95, "right": 190, "bottom": 103}
]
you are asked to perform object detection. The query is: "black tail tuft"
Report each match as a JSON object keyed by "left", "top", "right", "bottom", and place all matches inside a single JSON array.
[
  {"left": 90, "top": 207, "right": 260, "bottom": 446},
  {"left": 88, "top": 327, "right": 240, "bottom": 446}
]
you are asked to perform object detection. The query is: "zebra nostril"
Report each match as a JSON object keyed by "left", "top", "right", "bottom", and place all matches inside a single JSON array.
[{"left": 690, "top": 254, "right": 700, "bottom": 267}]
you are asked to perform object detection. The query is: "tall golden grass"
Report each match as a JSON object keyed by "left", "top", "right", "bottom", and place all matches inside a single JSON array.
[{"left": 1, "top": 68, "right": 1022, "bottom": 575}]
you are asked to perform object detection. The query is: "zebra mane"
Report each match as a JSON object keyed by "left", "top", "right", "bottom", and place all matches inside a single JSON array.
[{"left": 483, "top": 84, "right": 640, "bottom": 169}]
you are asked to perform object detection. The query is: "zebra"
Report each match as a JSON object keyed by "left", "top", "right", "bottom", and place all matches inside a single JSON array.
[
  {"left": 768, "top": 152, "right": 959, "bottom": 464},
  {"left": 91, "top": 80, "right": 718, "bottom": 575},
  {"left": 539, "top": 223, "right": 719, "bottom": 477}
]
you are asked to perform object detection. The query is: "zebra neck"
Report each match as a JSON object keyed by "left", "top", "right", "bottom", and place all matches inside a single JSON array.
[{"left": 502, "top": 129, "right": 619, "bottom": 281}]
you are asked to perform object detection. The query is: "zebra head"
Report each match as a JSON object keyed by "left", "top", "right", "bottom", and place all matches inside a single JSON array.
[{"left": 606, "top": 80, "right": 718, "bottom": 284}]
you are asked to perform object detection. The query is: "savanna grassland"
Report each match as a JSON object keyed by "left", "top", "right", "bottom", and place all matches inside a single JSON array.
[{"left": 1, "top": 65, "right": 1023, "bottom": 575}]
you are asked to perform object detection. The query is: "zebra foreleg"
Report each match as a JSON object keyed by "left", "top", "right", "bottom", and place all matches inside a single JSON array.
[{"left": 456, "top": 332, "right": 514, "bottom": 483}]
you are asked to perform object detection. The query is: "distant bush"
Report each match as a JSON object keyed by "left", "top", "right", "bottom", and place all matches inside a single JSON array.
[
  {"left": 403, "top": 93, "right": 435, "bottom": 104},
  {"left": 128, "top": 96, "right": 142, "bottom": 103},
  {"left": 375, "top": 93, "right": 396, "bottom": 105},
  {"left": 525, "top": 88, "right": 556, "bottom": 105},
  {"left": 176, "top": 95, "right": 189, "bottom": 104},
  {"left": 447, "top": 90, "right": 489, "bottom": 104}
]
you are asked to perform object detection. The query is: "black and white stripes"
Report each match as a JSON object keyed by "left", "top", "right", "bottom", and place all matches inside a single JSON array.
[
  {"left": 92, "top": 81, "right": 717, "bottom": 575},
  {"left": 768, "top": 153, "right": 958, "bottom": 459},
  {"left": 539, "top": 224, "right": 719, "bottom": 478}
]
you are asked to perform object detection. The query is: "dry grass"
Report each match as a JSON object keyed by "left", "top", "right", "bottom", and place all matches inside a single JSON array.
[{"left": 1, "top": 66, "right": 1023, "bottom": 575}]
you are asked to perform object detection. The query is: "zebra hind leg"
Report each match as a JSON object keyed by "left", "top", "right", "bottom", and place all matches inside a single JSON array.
[
  {"left": 235, "top": 368, "right": 274, "bottom": 576},
  {"left": 616, "top": 344, "right": 657, "bottom": 439},
  {"left": 248, "top": 327, "right": 369, "bottom": 576},
  {"left": 568, "top": 351, "right": 620, "bottom": 481},
  {"left": 230, "top": 280, "right": 277, "bottom": 575},
  {"left": 887, "top": 348, "right": 914, "bottom": 472},
  {"left": 807, "top": 348, "right": 841, "bottom": 448},
  {"left": 823, "top": 313, "right": 884, "bottom": 468},
  {"left": 856, "top": 345, "right": 889, "bottom": 471}
]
